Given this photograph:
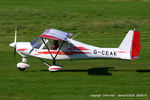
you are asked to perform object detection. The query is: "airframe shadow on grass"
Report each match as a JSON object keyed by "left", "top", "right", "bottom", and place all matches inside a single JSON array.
[
  {"left": 40, "top": 67, "right": 150, "bottom": 76},
  {"left": 62, "top": 67, "right": 113, "bottom": 76}
]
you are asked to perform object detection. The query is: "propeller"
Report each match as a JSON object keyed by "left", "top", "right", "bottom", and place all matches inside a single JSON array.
[{"left": 13, "top": 28, "right": 17, "bottom": 62}]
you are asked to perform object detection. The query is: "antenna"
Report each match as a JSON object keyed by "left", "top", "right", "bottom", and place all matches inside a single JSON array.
[{"left": 71, "top": 32, "right": 81, "bottom": 39}]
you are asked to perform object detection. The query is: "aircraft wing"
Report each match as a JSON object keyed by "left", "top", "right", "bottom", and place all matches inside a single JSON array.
[{"left": 40, "top": 29, "right": 72, "bottom": 41}]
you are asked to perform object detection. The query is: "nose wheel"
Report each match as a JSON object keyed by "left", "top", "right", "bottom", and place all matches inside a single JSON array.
[
  {"left": 18, "top": 68, "right": 26, "bottom": 71},
  {"left": 17, "top": 62, "right": 30, "bottom": 71}
]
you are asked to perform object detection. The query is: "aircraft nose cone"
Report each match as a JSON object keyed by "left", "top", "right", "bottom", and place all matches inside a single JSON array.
[{"left": 9, "top": 42, "right": 15, "bottom": 47}]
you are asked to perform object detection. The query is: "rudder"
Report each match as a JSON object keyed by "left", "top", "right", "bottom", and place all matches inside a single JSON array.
[{"left": 131, "top": 31, "right": 141, "bottom": 59}]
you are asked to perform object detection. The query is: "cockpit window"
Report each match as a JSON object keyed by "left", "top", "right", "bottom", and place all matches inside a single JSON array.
[
  {"left": 30, "top": 37, "right": 42, "bottom": 49},
  {"left": 43, "top": 40, "right": 52, "bottom": 49},
  {"left": 30, "top": 37, "right": 64, "bottom": 50}
]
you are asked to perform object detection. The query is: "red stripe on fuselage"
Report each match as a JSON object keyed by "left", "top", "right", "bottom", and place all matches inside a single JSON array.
[
  {"left": 37, "top": 51, "right": 91, "bottom": 55},
  {"left": 17, "top": 48, "right": 28, "bottom": 51},
  {"left": 116, "top": 51, "right": 127, "bottom": 53}
]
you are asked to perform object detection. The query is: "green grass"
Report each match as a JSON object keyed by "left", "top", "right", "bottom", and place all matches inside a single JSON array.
[{"left": 0, "top": 0, "right": 150, "bottom": 100}]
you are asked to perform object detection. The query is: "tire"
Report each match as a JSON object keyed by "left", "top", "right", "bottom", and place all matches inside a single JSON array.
[{"left": 18, "top": 68, "right": 26, "bottom": 71}]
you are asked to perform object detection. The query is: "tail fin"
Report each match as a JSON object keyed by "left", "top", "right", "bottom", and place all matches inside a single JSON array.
[{"left": 118, "top": 30, "right": 141, "bottom": 60}]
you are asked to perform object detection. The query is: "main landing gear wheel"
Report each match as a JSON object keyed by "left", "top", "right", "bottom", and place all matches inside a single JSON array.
[{"left": 48, "top": 65, "right": 62, "bottom": 72}]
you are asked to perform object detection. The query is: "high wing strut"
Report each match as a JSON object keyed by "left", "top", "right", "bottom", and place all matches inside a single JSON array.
[{"left": 41, "top": 37, "right": 64, "bottom": 65}]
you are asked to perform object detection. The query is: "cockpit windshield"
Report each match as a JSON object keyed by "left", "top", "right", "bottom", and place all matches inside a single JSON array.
[{"left": 30, "top": 37, "right": 42, "bottom": 49}]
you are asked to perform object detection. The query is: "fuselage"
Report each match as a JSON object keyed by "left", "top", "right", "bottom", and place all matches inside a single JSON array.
[{"left": 10, "top": 39, "right": 121, "bottom": 60}]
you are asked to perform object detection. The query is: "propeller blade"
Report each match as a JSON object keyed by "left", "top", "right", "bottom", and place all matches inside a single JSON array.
[
  {"left": 14, "top": 46, "right": 16, "bottom": 63},
  {"left": 14, "top": 28, "right": 17, "bottom": 44},
  {"left": 13, "top": 28, "right": 17, "bottom": 63}
]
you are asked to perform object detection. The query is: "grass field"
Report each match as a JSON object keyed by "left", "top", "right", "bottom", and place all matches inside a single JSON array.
[{"left": 0, "top": 0, "right": 150, "bottom": 100}]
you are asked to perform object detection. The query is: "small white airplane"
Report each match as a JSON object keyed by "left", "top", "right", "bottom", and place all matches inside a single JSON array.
[{"left": 9, "top": 29, "right": 141, "bottom": 72}]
